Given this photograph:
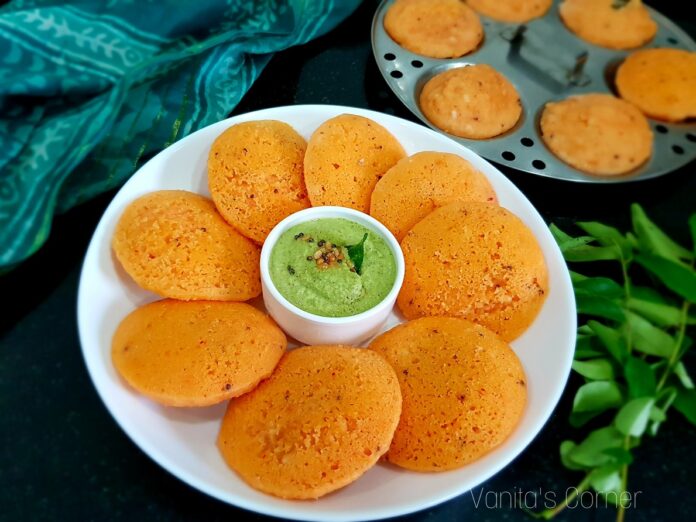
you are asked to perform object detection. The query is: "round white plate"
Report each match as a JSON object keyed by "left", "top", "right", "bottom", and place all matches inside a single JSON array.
[{"left": 77, "top": 105, "right": 576, "bottom": 522}]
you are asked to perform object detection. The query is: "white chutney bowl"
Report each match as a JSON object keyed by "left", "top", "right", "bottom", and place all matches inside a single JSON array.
[{"left": 260, "top": 206, "right": 405, "bottom": 345}]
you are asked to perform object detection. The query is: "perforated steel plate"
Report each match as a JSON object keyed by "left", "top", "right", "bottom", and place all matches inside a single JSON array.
[{"left": 372, "top": 0, "right": 696, "bottom": 183}]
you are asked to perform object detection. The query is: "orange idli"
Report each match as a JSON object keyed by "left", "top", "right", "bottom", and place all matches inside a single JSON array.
[
  {"left": 420, "top": 65, "right": 522, "bottom": 139},
  {"left": 616, "top": 48, "right": 696, "bottom": 122},
  {"left": 304, "top": 114, "right": 406, "bottom": 212},
  {"left": 384, "top": 0, "right": 483, "bottom": 59},
  {"left": 397, "top": 201, "right": 548, "bottom": 341},
  {"left": 218, "top": 345, "right": 402, "bottom": 499},
  {"left": 559, "top": 0, "right": 657, "bottom": 50},
  {"left": 467, "top": 0, "right": 552, "bottom": 23},
  {"left": 112, "top": 300, "right": 286, "bottom": 407},
  {"left": 370, "top": 317, "right": 527, "bottom": 471},
  {"left": 208, "top": 120, "right": 310, "bottom": 243},
  {"left": 370, "top": 151, "right": 497, "bottom": 241},
  {"left": 540, "top": 94, "right": 653, "bottom": 176},
  {"left": 112, "top": 191, "right": 261, "bottom": 301}
]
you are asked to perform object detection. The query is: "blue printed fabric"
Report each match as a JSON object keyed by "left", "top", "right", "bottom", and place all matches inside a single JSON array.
[{"left": 0, "top": 0, "right": 360, "bottom": 267}]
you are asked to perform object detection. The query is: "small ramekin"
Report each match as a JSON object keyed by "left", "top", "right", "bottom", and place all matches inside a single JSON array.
[{"left": 260, "top": 206, "right": 405, "bottom": 345}]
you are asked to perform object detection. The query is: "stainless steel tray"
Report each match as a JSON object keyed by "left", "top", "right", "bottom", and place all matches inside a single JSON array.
[{"left": 372, "top": 0, "right": 696, "bottom": 183}]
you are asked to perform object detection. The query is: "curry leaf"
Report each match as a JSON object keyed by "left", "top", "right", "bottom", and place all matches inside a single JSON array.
[
  {"left": 572, "top": 358, "right": 615, "bottom": 381},
  {"left": 573, "top": 381, "right": 624, "bottom": 413},
  {"left": 673, "top": 389, "right": 696, "bottom": 426},
  {"left": 600, "top": 490, "right": 622, "bottom": 508},
  {"left": 548, "top": 206, "right": 696, "bottom": 522},
  {"left": 601, "top": 447, "right": 634, "bottom": 466},
  {"left": 346, "top": 233, "right": 368, "bottom": 275},
  {"left": 575, "top": 293, "right": 625, "bottom": 321},
  {"left": 649, "top": 388, "right": 676, "bottom": 437},
  {"left": 648, "top": 421, "right": 662, "bottom": 438},
  {"left": 564, "top": 245, "right": 623, "bottom": 262},
  {"left": 578, "top": 221, "right": 632, "bottom": 259},
  {"left": 565, "top": 427, "right": 624, "bottom": 467},
  {"left": 588, "top": 320, "right": 628, "bottom": 362},
  {"left": 574, "top": 276, "right": 624, "bottom": 298},
  {"left": 674, "top": 362, "right": 694, "bottom": 390},
  {"left": 550, "top": 223, "right": 624, "bottom": 261},
  {"left": 626, "top": 231, "right": 639, "bottom": 249},
  {"left": 631, "top": 203, "right": 693, "bottom": 262},
  {"left": 550, "top": 223, "right": 593, "bottom": 248},
  {"left": 569, "top": 410, "right": 604, "bottom": 428},
  {"left": 630, "top": 284, "right": 669, "bottom": 304},
  {"left": 624, "top": 356, "right": 657, "bottom": 398},
  {"left": 573, "top": 276, "right": 625, "bottom": 321},
  {"left": 560, "top": 441, "right": 587, "bottom": 470},
  {"left": 635, "top": 253, "right": 696, "bottom": 303},
  {"left": 578, "top": 324, "right": 594, "bottom": 335},
  {"left": 570, "top": 270, "right": 587, "bottom": 283},
  {"left": 649, "top": 404, "right": 667, "bottom": 423},
  {"left": 626, "top": 297, "right": 684, "bottom": 327},
  {"left": 575, "top": 335, "right": 605, "bottom": 359},
  {"left": 629, "top": 292, "right": 696, "bottom": 325},
  {"left": 689, "top": 214, "right": 696, "bottom": 255},
  {"left": 625, "top": 312, "right": 675, "bottom": 358},
  {"left": 588, "top": 466, "right": 623, "bottom": 500},
  {"left": 615, "top": 397, "right": 655, "bottom": 437}
]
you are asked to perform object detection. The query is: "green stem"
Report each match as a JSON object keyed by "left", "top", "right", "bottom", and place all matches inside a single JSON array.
[
  {"left": 617, "top": 436, "right": 631, "bottom": 522},
  {"left": 617, "top": 483, "right": 627, "bottom": 522},
  {"left": 533, "top": 474, "right": 592, "bottom": 520},
  {"left": 620, "top": 257, "right": 633, "bottom": 354},
  {"left": 615, "top": 276, "right": 690, "bottom": 522},
  {"left": 656, "top": 301, "right": 691, "bottom": 392},
  {"left": 617, "top": 254, "right": 633, "bottom": 522},
  {"left": 617, "top": 471, "right": 627, "bottom": 522}
]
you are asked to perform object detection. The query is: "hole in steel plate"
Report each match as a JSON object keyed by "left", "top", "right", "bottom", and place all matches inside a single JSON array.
[
  {"left": 686, "top": 133, "right": 696, "bottom": 143},
  {"left": 532, "top": 159, "right": 546, "bottom": 170},
  {"left": 655, "top": 124, "right": 668, "bottom": 134},
  {"left": 384, "top": 53, "right": 396, "bottom": 61},
  {"left": 502, "top": 151, "right": 515, "bottom": 161},
  {"left": 521, "top": 137, "right": 534, "bottom": 147},
  {"left": 672, "top": 145, "right": 684, "bottom": 155},
  {"left": 390, "top": 70, "right": 403, "bottom": 79},
  {"left": 411, "top": 60, "right": 423, "bottom": 68}
]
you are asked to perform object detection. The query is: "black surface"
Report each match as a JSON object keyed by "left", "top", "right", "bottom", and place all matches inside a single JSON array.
[{"left": 1, "top": 1, "right": 695, "bottom": 521}]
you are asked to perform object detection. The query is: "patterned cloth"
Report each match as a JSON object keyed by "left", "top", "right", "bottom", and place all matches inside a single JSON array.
[{"left": 0, "top": 0, "right": 360, "bottom": 268}]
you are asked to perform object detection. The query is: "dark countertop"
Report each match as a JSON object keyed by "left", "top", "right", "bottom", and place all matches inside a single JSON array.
[{"left": 1, "top": 1, "right": 694, "bottom": 521}]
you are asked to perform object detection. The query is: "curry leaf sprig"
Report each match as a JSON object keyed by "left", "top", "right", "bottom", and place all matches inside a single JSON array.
[
  {"left": 533, "top": 204, "right": 696, "bottom": 521},
  {"left": 346, "top": 233, "right": 368, "bottom": 275}
]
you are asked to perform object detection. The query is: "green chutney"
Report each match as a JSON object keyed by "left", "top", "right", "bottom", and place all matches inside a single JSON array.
[{"left": 269, "top": 218, "right": 396, "bottom": 317}]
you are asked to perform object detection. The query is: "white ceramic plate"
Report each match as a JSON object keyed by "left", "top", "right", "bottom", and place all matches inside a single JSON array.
[{"left": 77, "top": 105, "right": 576, "bottom": 522}]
